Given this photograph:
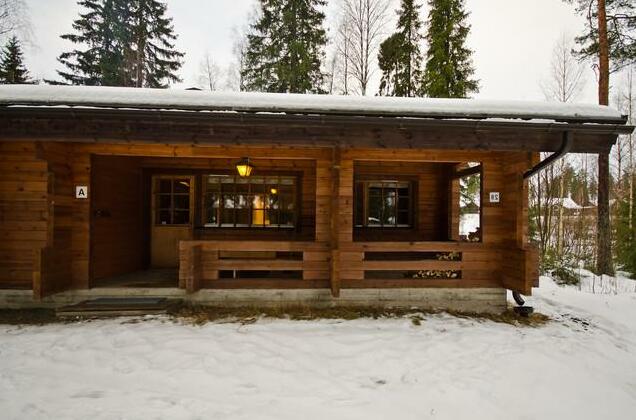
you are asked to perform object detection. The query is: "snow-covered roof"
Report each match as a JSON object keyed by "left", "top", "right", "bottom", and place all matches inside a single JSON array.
[
  {"left": 548, "top": 197, "right": 584, "bottom": 210},
  {"left": 0, "top": 84, "right": 628, "bottom": 124}
]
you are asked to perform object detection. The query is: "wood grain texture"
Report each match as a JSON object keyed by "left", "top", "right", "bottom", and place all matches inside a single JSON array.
[{"left": 0, "top": 140, "right": 538, "bottom": 297}]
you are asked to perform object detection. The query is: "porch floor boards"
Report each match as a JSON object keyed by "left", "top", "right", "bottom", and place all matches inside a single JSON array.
[{"left": 91, "top": 269, "right": 178, "bottom": 288}]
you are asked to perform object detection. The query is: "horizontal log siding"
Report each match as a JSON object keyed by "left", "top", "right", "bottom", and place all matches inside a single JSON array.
[
  {"left": 337, "top": 149, "right": 536, "bottom": 292},
  {"left": 354, "top": 161, "right": 452, "bottom": 241},
  {"left": 0, "top": 141, "right": 537, "bottom": 296},
  {"left": 138, "top": 157, "right": 317, "bottom": 241},
  {"left": 0, "top": 142, "right": 48, "bottom": 290}
]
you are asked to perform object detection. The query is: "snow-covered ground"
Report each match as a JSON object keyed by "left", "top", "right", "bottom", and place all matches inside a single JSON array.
[{"left": 1, "top": 277, "right": 635, "bottom": 420}]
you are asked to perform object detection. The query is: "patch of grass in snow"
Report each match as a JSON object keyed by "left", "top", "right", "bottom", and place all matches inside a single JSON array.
[
  {"left": 0, "top": 308, "right": 58, "bottom": 325},
  {"left": 168, "top": 304, "right": 551, "bottom": 327},
  {"left": 0, "top": 305, "right": 550, "bottom": 327}
]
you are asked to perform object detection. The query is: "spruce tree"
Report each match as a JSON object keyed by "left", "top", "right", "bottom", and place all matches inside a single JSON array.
[
  {"left": 422, "top": 0, "right": 478, "bottom": 98},
  {"left": 242, "top": 0, "right": 327, "bottom": 93},
  {"left": 56, "top": 0, "right": 183, "bottom": 87},
  {"left": 123, "top": 0, "right": 184, "bottom": 88},
  {"left": 615, "top": 181, "right": 636, "bottom": 276},
  {"left": 0, "top": 35, "right": 31, "bottom": 84},
  {"left": 377, "top": 33, "right": 403, "bottom": 96},
  {"left": 378, "top": 0, "right": 425, "bottom": 97},
  {"left": 57, "top": 0, "right": 123, "bottom": 85}
]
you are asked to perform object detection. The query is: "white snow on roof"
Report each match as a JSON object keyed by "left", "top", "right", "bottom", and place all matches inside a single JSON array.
[
  {"left": 549, "top": 197, "right": 583, "bottom": 210},
  {"left": 0, "top": 84, "right": 625, "bottom": 123}
]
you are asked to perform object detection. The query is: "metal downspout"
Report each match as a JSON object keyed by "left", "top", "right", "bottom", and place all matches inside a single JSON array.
[{"left": 513, "top": 131, "right": 573, "bottom": 311}]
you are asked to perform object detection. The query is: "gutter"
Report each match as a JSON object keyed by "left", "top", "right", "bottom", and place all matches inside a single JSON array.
[{"left": 523, "top": 131, "right": 574, "bottom": 179}]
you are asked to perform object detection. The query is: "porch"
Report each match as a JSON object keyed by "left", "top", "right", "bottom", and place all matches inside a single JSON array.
[
  {"left": 18, "top": 144, "right": 538, "bottom": 307},
  {"left": 4, "top": 86, "right": 627, "bottom": 311},
  {"left": 79, "top": 148, "right": 532, "bottom": 298}
]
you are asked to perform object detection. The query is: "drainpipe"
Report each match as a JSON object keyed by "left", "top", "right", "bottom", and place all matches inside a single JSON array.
[
  {"left": 513, "top": 131, "right": 573, "bottom": 312},
  {"left": 523, "top": 131, "right": 574, "bottom": 180}
]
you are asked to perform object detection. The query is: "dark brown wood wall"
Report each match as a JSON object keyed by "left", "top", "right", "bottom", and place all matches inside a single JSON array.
[
  {"left": 0, "top": 141, "right": 538, "bottom": 295},
  {"left": 38, "top": 143, "right": 74, "bottom": 296},
  {"left": 0, "top": 142, "right": 78, "bottom": 296},
  {"left": 0, "top": 143, "right": 48, "bottom": 289},
  {"left": 354, "top": 161, "right": 452, "bottom": 241},
  {"left": 138, "top": 157, "right": 317, "bottom": 241},
  {"left": 91, "top": 155, "right": 145, "bottom": 280}
]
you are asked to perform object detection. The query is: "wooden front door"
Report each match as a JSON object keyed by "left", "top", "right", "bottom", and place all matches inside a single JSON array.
[{"left": 150, "top": 175, "right": 194, "bottom": 268}]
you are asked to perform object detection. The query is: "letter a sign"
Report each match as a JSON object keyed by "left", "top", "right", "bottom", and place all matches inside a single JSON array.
[{"left": 76, "top": 185, "right": 88, "bottom": 199}]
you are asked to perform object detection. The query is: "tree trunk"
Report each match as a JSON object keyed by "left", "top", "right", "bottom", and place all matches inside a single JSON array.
[
  {"left": 628, "top": 69, "right": 634, "bottom": 233},
  {"left": 596, "top": 0, "right": 614, "bottom": 275},
  {"left": 598, "top": 153, "right": 614, "bottom": 275},
  {"left": 597, "top": 0, "right": 609, "bottom": 106},
  {"left": 557, "top": 162, "right": 565, "bottom": 257}
]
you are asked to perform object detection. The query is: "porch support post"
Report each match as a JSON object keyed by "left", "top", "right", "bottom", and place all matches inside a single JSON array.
[
  {"left": 597, "top": 151, "right": 614, "bottom": 275},
  {"left": 182, "top": 243, "right": 203, "bottom": 293},
  {"left": 329, "top": 147, "right": 342, "bottom": 297}
]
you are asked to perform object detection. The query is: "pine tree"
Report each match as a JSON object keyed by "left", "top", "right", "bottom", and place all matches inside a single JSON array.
[
  {"left": 421, "top": 0, "right": 478, "bottom": 98},
  {"left": 242, "top": 0, "right": 327, "bottom": 93},
  {"left": 566, "top": 0, "right": 636, "bottom": 72},
  {"left": 0, "top": 35, "right": 31, "bottom": 83},
  {"left": 55, "top": 0, "right": 183, "bottom": 88},
  {"left": 378, "top": 0, "right": 425, "bottom": 97}
]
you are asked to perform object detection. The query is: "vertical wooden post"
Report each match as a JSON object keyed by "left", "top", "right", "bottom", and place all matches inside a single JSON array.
[
  {"left": 32, "top": 248, "right": 43, "bottom": 300},
  {"left": 448, "top": 165, "right": 460, "bottom": 241},
  {"left": 185, "top": 244, "right": 202, "bottom": 293},
  {"left": 597, "top": 151, "right": 614, "bottom": 275},
  {"left": 329, "top": 147, "right": 341, "bottom": 297}
]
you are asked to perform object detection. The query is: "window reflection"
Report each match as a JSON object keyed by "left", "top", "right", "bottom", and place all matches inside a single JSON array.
[{"left": 204, "top": 175, "right": 296, "bottom": 228}]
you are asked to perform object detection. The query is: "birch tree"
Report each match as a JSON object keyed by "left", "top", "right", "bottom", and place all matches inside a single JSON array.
[
  {"left": 336, "top": 0, "right": 391, "bottom": 95},
  {"left": 197, "top": 52, "right": 222, "bottom": 91},
  {"left": 0, "top": 0, "right": 31, "bottom": 42},
  {"left": 539, "top": 35, "right": 586, "bottom": 259}
]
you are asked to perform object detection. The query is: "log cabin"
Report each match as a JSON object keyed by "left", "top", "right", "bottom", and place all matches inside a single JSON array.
[{"left": 0, "top": 85, "right": 632, "bottom": 313}]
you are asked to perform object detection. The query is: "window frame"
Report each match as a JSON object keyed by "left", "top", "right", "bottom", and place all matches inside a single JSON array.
[
  {"left": 153, "top": 176, "right": 192, "bottom": 226},
  {"left": 354, "top": 178, "right": 416, "bottom": 228},
  {"left": 200, "top": 173, "right": 300, "bottom": 229}
]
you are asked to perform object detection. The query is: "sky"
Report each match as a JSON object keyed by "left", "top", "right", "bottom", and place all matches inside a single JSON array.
[{"left": 20, "top": 0, "right": 601, "bottom": 103}]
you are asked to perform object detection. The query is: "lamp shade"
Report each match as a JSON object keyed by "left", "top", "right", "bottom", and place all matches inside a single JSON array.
[{"left": 235, "top": 157, "right": 253, "bottom": 177}]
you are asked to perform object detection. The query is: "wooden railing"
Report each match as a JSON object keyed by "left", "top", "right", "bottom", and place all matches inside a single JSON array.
[
  {"left": 179, "top": 240, "right": 538, "bottom": 294},
  {"left": 338, "top": 242, "right": 504, "bottom": 289},
  {"left": 179, "top": 240, "right": 330, "bottom": 292}
]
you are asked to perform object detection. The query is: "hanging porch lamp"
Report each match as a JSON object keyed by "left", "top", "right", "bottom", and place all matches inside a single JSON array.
[{"left": 235, "top": 157, "right": 254, "bottom": 177}]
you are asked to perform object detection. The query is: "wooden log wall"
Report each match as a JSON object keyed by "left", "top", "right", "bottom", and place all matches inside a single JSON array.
[
  {"left": 138, "top": 156, "right": 317, "bottom": 241},
  {"left": 0, "top": 141, "right": 538, "bottom": 296},
  {"left": 0, "top": 142, "right": 86, "bottom": 296},
  {"left": 0, "top": 143, "right": 49, "bottom": 290},
  {"left": 354, "top": 161, "right": 452, "bottom": 241},
  {"left": 334, "top": 148, "right": 536, "bottom": 293}
]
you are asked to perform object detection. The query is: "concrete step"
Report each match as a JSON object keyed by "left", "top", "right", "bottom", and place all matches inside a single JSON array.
[{"left": 56, "top": 297, "right": 179, "bottom": 318}]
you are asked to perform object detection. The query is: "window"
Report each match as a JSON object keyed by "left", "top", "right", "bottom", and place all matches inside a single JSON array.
[
  {"left": 154, "top": 177, "right": 191, "bottom": 225},
  {"left": 355, "top": 180, "right": 413, "bottom": 227},
  {"left": 203, "top": 175, "right": 296, "bottom": 228}
]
